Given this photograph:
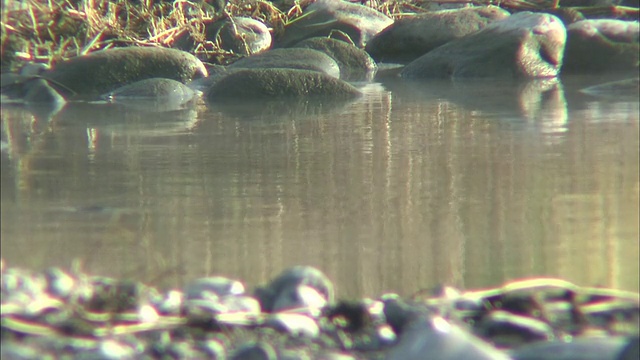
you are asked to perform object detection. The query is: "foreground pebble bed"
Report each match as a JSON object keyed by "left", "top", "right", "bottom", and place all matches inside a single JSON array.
[{"left": 1, "top": 262, "right": 638, "bottom": 359}]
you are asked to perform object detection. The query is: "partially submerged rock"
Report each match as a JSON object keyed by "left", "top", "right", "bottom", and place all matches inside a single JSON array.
[
  {"left": 206, "top": 68, "right": 361, "bottom": 100},
  {"left": 276, "top": 0, "right": 393, "bottom": 48},
  {"left": 366, "top": 6, "right": 510, "bottom": 63},
  {"left": 229, "top": 48, "right": 341, "bottom": 79},
  {"left": 400, "top": 12, "right": 567, "bottom": 79},
  {"left": 40, "top": 47, "right": 208, "bottom": 100},
  {"left": 563, "top": 19, "right": 639, "bottom": 74},
  {"left": 292, "top": 37, "right": 377, "bottom": 81}
]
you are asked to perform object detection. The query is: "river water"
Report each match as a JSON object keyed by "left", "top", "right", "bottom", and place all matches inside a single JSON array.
[{"left": 1, "top": 75, "right": 638, "bottom": 299}]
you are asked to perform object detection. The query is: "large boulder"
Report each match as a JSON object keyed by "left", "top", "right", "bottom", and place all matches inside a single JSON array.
[
  {"left": 292, "top": 37, "right": 377, "bottom": 81},
  {"left": 228, "top": 48, "right": 341, "bottom": 78},
  {"left": 563, "top": 19, "right": 639, "bottom": 74},
  {"left": 276, "top": 0, "right": 393, "bottom": 48},
  {"left": 400, "top": 12, "right": 566, "bottom": 79},
  {"left": 206, "top": 68, "right": 361, "bottom": 100},
  {"left": 365, "top": 6, "right": 510, "bottom": 64},
  {"left": 41, "top": 47, "right": 208, "bottom": 100}
]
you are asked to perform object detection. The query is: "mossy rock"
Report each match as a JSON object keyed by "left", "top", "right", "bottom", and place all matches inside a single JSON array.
[
  {"left": 41, "top": 47, "right": 208, "bottom": 100},
  {"left": 206, "top": 68, "right": 361, "bottom": 100}
]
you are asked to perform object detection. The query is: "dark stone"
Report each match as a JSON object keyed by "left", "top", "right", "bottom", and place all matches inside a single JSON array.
[
  {"left": 366, "top": 6, "right": 510, "bottom": 64},
  {"left": 400, "top": 12, "right": 566, "bottom": 79},
  {"left": 41, "top": 47, "right": 208, "bottom": 100},
  {"left": 563, "top": 19, "right": 639, "bottom": 74},
  {"left": 276, "top": 0, "right": 393, "bottom": 48},
  {"left": 292, "top": 37, "right": 377, "bottom": 81},
  {"left": 229, "top": 48, "right": 341, "bottom": 79},
  {"left": 206, "top": 68, "right": 361, "bottom": 100}
]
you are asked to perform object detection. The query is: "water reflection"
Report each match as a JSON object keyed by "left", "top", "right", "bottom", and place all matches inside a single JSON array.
[{"left": 1, "top": 76, "right": 638, "bottom": 299}]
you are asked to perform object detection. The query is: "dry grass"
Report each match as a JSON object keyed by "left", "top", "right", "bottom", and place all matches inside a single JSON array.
[{"left": 1, "top": 0, "right": 637, "bottom": 72}]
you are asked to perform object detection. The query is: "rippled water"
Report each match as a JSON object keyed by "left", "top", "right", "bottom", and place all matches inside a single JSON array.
[{"left": 1, "top": 75, "right": 638, "bottom": 298}]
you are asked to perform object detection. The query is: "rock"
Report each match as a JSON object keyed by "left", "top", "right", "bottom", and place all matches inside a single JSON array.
[
  {"left": 206, "top": 69, "right": 361, "bottom": 100},
  {"left": 510, "top": 336, "right": 634, "bottom": 360},
  {"left": 101, "top": 78, "right": 198, "bottom": 112},
  {"left": 231, "top": 342, "right": 278, "bottom": 360},
  {"left": 266, "top": 313, "right": 320, "bottom": 338},
  {"left": 365, "top": 6, "right": 510, "bottom": 63},
  {"left": 475, "top": 310, "right": 555, "bottom": 348},
  {"left": 563, "top": 19, "right": 639, "bottom": 74},
  {"left": 184, "top": 276, "right": 246, "bottom": 300},
  {"left": 40, "top": 47, "right": 208, "bottom": 100},
  {"left": 254, "top": 266, "right": 335, "bottom": 313},
  {"left": 276, "top": 0, "right": 393, "bottom": 48},
  {"left": 386, "top": 316, "right": 512, "bottom": 360},
  {"left": 292, "top": 37, "right": 377, "bottom": 81},
  {"left": 400, "top": 12, "right": 566, "bottom": 79},
  {"left": 229, "top": 48, "right": 341, "bottom": 79},
  {"left": 174, "top": 16, "right": 271, "bottom": 56},
  {"left": 272, "top": 284, "right": 328, "bottom": 313}
]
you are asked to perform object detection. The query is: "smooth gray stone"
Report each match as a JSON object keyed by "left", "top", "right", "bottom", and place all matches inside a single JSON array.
[
  {"left": 511, "top": 337, "right": 632, "bottom": 360},
  {"left": 366, "top": 6, "right": 510, "bottom": 63},
  {"left": 229, "top": 48, "right": 341, "bottom": 79},
  {"left": 206, "top": 68, "right": 361, "bottom": 100},
  {"left": 563, "top": 20, "right": 639, "bottom": 74},
  {"left": 184, "top": 276, "right": 246, "bottom": 300},
  {"left": 276, "top": 0, "right": 393, "bottom": 48},
  {"left": 400, "top": 12, "right": 566, "bottom": 79},
  {"left": 254, "top": 266, "right": 335, "bottom": 312},
  {"left": 214, "top": 16, "right": 272, "bottom": 55},
  {"left": 41, "top": 47, "right": 208, "bottom": 100},
  {"left": 386, "top": 316, "right": 512, "bottom": 360},
  {"left": 293, "top": 37, "right": 377, "bottom": 81}
]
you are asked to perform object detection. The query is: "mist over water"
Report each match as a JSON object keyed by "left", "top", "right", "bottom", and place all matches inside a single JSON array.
[{"left": 2, "top": 75, "right": 638, "bottom": 298}]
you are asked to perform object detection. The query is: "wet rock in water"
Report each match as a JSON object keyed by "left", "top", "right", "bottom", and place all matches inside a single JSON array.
[
  {"left": 292, "top": 37, "right": 377, "bottom": 81},
  {"left": 254, "top": 266, "right": 335, "bottom": 313},
  {"left": 206, "top": 69, "right": 361, "bottom": 100},
  {"left": 40, "top": 47, "right": 208, "bottom": 100},
  {"left": 400, "top": 12, "right": 567, "bottom": 79},
  {"left": 563, "top": 19, "right": 639, "bottom": 74},
  {"left": 579, "top": 78, "right": 640, "bottom": 100},
  {"left": 229, "top": 48, "right": 341, "bottom": 79},
  {"left": 387, "top": 316, "right": 512, "bottom": 360},
  {"left": 101, "top": 78, "right": 199, "bottom": 112},
  {"left": 174, "top": 16, "right": 272, "bottom": 56},
  {"left": 510, "top": 336, "right": 634, "bottom": 360},
  {"left": 619, "top": 337, "right": 639, "bottom": 360},
  {"left": 365, "top": 6, "right": 510, "bottom": 64},
  {"left": 276, "top": 0, "right": 393, "bottom": 48}
]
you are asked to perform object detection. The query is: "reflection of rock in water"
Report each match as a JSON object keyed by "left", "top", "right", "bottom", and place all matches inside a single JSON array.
[
  {"left": 580, "top": 78, "right": 639, "bottom": 100},
  {"left": 50, "top": 102, "right": 198, "bottom": 129},
  {"left": 381, "top": 78, "right": 568, "bottom": 129},
  {"left": 208, "top": 97, "right": 358, "bottom": 121}
]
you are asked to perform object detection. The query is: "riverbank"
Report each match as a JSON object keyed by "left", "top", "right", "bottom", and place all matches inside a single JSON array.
[
  {"left": 2, "top": 263, "right": 639, "bottom": 358},
  {"left": 2, "top": 0, "right": 638, "bottom": 73}
]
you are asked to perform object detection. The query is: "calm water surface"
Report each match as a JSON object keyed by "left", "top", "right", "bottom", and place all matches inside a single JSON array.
[{"left": 1, "top": 75, "right": 638, "bottom": 298}]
